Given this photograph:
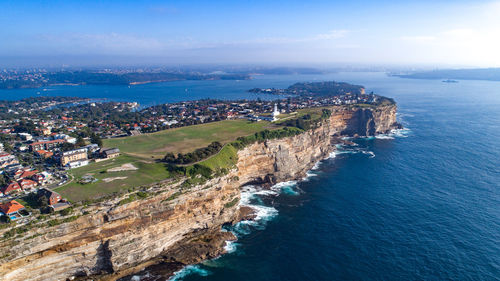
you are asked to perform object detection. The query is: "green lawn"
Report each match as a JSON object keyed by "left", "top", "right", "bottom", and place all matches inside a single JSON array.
[
  {"left": 103, "top": 119, "right": 276, "bottom": 159},
  {"left": 54, "top": 119, "right": 280, "bottom": 202},
  {"left": 54, "top": 155, "right": 171, "bottom": 202},
  {"left": 196, "top": 144, "right": 238, "bottom": 171}
]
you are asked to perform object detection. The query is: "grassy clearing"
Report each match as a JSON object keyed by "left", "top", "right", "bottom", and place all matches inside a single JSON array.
[
  {"left": 54, "top": 155, "right": 171, "bottom": 202},
  {"left": 196, "top": 144, "right": 238, "bottom": 171},
  {"left": 103, "top": 119, "right": 277, "bottom": 159},
  {"left": 296, "top": 106, "right": 333, "bottom": 119}
]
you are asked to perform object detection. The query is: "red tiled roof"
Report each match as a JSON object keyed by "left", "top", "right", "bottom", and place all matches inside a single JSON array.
[
  {"left": 18, "top": 179, "right": 37, "bottom": 189},
  {"left": 29, "top": 139, "right": 65, "bottom": 146},
  {"left": 1, "top": 182, "right": 21, "bottom": 194},
  {"left": 19, "top": 170, "right": 39, "bottom": 179},
  {"left": 0, "top": 200, "right": 25, "bottom": 214}
]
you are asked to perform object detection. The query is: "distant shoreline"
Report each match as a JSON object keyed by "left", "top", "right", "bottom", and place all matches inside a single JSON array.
[
  {"left": 0, "top": 71, "right": 251, "bottom": 90},
  {"left": 391, "top": 68, "right": 500, "bottom": 82}
]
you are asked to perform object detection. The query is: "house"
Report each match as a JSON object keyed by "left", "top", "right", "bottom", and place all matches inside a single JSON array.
[
  {"left": 4, "top": 164, "right": 22, "bottom": 175},
  {"left": 51, "top": 201, "right": 71, "bottom": 212},
  {"left": 36, "top": 150, "right": 54, "bottom": 159},
  {"left": 18, "top": 132, "right": 33, "bottom": 141},
  {"left": 18, "top": 170, "right": 38, "bottom": 179},
  {"left": 1, "top": 182, "right": 21, "bottom": 195},
  {"left": 60, "top": 148, "right": 88, "bottom": 166},
  {"left": 53, "top": 133, "right": 77, "bottom": 145},
  {"left": 34, "top": 172, "right": 51, "bottom": 185},
  {"left": 42, "top": 127, "right": 51, "bottom": 135},
  {"left": 0, "top": 200, "right": 25, "bottom": 220},
  {"left": 84, "top": 144, "right": 100, "bottom": 154},
  {"left": 101, "top": 148, "right": 120, "bottom": 159},
  {"left": 37, "top": 188, "right": 62, "bottom": 206},
  {"left": 18, "top": 179, "right": 37, "bottom": 190},
  {"left": 0, "top": 152, "right": 18, "bottom": 168}
]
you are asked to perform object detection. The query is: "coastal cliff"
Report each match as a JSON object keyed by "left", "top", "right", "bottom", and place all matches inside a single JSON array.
[{"left": 0, "top": 104, "right": 399, "bottom": 281}]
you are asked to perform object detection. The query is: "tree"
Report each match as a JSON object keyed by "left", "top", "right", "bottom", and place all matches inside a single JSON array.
[
  {"left": 0, "top": 174, "right": 7, "bottom": 187},
  {"left": 60, "top": 142, "right": 76, "bottom": 152},
  {"left": 90, "top": 133, "right": 103, "bottom": 147},
  {"left": 37, "top": 195, "right": 49, "bottom": 207},
  {"left": 76, "top": 136, "right": 86, "bottom": 147}
]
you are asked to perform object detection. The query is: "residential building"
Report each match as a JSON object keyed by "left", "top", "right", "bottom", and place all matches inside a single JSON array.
[
  {"left": 1, "top": 182, "right": 21, "bottom": 195},
  {"left": 18, "top": 132, "right": 33, "bottom": 141},
  {"left": 37, "top": 188, "right": 62, "bottom": 206},
  {"left": 84, "top": 143, "right": 100, "bottom": 153},
  {"left": 34, "top": 172, "right": 51, "bottom": 185},
  {"left": 29, "top": 139, "right": 65, "bottom": 151},
  {"left": 0, "top": 153, "right": 18, "bottom": 168},
  {"left": 102, "top": 148, "right": 120, "bottom": 159},
  {"left": 60, "top": 148, "right": 87, "bottom": 166},
  {"left": 18, "top": 179, "right": 37, "bottom": 190},
  {"left": 35, "top": 150, "right": 54, "bottom": 159},
  {"left": 67, "top": 159, "right": 89, "bottom": 169},
  {"left": 0, "top": 200, "right": 25, "bottom": 219},
  {"left": 17, "top": 169, "right": 38, "bottom": 180}
]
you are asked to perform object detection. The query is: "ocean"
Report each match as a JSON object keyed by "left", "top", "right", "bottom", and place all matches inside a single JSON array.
[{"left": 3, "top": 72, "right": 500, "bottom": 280}]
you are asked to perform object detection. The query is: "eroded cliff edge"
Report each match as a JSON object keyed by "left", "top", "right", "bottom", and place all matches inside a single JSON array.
[{"left": 0, "top": 104, "right": 399, "bottom": 281}]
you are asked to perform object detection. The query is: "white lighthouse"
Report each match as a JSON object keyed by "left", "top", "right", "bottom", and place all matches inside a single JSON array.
[{"left": 272, "top": 103, "right": 280, "bottom": 121}]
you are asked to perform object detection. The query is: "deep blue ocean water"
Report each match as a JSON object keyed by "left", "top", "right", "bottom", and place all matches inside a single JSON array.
[{"left": 3, "top": 72, "right": 499, "bottom": 280}]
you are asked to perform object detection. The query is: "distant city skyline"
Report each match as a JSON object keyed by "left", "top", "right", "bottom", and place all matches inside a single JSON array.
[{"left": 2, "top": 0, "right": 500, "bottom": 68}]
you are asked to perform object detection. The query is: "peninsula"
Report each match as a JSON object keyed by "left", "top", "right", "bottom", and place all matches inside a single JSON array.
[
  {"left": 0, "top": 81, "right": 401, "bottom": 281},
  {"left": 0, "top": 69, "right": 249, "bottom": 89}
]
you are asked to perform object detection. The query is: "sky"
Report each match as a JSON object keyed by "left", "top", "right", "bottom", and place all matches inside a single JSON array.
[{"left": 1, "top": 0, "right": 500, "bottom": 68}]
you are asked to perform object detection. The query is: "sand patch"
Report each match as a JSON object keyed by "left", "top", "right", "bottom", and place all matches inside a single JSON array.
[
  {"left": 107, "top": 163, "right": 138, "bottom": 172},
  {"left": 103, "top": 176, "right": 128, "bottom": 183}
]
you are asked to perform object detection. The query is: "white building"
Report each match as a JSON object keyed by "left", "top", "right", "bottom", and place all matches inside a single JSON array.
[
  {"left": 18, "top": 133, "right": 33, "bottom": 141},
  {"left": 67, "top": 159, "right": 89, "bottom": 169},
  {"left": 272, "top": 103, "right": 280, "bottom": 121}
]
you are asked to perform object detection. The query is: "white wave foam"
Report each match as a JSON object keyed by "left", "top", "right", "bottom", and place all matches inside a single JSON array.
[
  {"left": 391, "top": 128, "right": 411, "bottom": 138},
  {"left": 311, "top": 161, "right": 322, "bottom": 170},
  {"left": 272, "top": 180, "right": 301, "bottom": 195},
  {"left": 169, "top": 265, "right": 211, "bottom": 281},
  {"left": 375, "top": 135, "right": 394, "bottom": 140},
  {"left": 224, "top": 240, "right": 239, "bottom": 254},
  {"left": 362, "top": 151, "right": 376, "bottom": 158},
  {"left": 371, "top": 127, "right": 412, "bottom": 140},
  {"left": 232, "top": 185, "right": 280, "bottom": 235}
]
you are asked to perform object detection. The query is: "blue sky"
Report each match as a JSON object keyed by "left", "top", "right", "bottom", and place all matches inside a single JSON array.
[{"left": 1, "top": 0, "right": 500, "bottom": 67}]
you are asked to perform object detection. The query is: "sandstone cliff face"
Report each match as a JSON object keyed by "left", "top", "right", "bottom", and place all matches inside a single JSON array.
[
  {"left": 237, "top": 104, "right": 399, "bottom": 184},
  {"left": 0, "top": 105, "right": 398, "bottom": 281},
  {"left": 0, "top": 176, "right": 241, "bottom": 281}
]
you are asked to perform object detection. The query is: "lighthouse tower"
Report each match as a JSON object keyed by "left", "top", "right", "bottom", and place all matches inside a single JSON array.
[{"left": 272, "top": 103, "right": 280, "bottom": 121}]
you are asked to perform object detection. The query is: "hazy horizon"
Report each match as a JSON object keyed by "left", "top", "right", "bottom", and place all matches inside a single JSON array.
[{"left": 2, "top": 0, "right": 500, "bottom": 68}]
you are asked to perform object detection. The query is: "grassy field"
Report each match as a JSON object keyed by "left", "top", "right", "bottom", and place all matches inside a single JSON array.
[
  {"left": 55, "top": 119, "right": 279, "bottom": 202},
  {"left": 296, "top": 106, "right": 332, "bottom": 119},
  {"left": 103, "top": 119, "right": 276, "bottom": 159},
  {"left": 195, "top": 144, "right": 238, "bottom": 171},
  {"left": 54, "top": 155, "right": 171, "bottom": 202}
]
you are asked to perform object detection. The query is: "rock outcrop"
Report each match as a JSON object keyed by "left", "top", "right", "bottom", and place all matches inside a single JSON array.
[{"left": 0, "top": 104, "right": 399, "bottom": 281}]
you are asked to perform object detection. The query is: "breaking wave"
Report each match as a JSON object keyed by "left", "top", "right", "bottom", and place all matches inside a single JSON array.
[
  {"left": 375, "top": 128, "right": 412, "bottom": 139},
  {"left": 169, "top": 265, "right": 211, "bottom": 281}
]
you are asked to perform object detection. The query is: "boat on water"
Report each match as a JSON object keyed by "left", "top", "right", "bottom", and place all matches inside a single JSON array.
[{"left": 442, "top": 79, "right": 459, "bottom": 83}]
